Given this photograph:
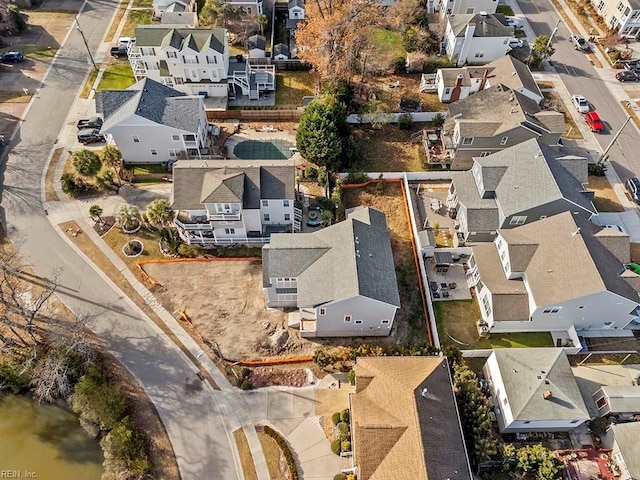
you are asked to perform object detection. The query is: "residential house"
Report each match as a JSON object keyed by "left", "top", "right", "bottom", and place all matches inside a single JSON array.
[
  {"left": 95, "top": 78, "right": 209, "bottom": 164},
  {"left": 350, "top": 356, "right": 472, "bottom": 480},
  {"left": 602, "top": 423, "right": 640, "bottom": 480},
  {"left": 273, "top": 43, "right": 289, "bottom": 60},
  {"left": 427, "top": 84, "right": 564, "bottom": 170},
  {"left": 288, "top": 0, "right": 304, "bottom": 22},
  {"left": 444, "top": 13, "right": 514, "bottom": 67},
  {"left": 447, "top": 139, "right": 596, "bottom": 244},
  {"left": 593, "top": 386, "right": 640, "bottom": 417},
  {"left": 247, "top": 34, "right": 266, "bottom": 58},
  {"left": 429, "top": 0, "right": 498, "bottom": 17},
  {"left": 468, "top": 212, "right": 640, "bottom": 334},
  {"left": 128, "top": 26, "right": 229, "bottom": 101},
  {"left": 152, "top": 0, "right": 197, "bottom": 20},
  {"left": 262, "top": 207, "right": 400, "bottom": 337},
  {"left": 171, "top": 159, "right": 298, "bottom": 245},
  {"left": 483, "top": 348, "right": 591, "bottom": 433},
  {"left": 591, "top": 0, "right": 640, "bottom": 37},
  {"left": 224, "top": 0, "right": 263, "bottom": 14},
  {"left": 160, "top": 11, "right": 199, "bottom": 26},
  {"left": 435, "top": 55, "right": 543, "bottom": 104}
]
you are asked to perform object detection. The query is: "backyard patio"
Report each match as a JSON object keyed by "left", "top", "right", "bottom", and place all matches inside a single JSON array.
[{"left": 425, "top": 253, "right": 471, "bottom": 301}]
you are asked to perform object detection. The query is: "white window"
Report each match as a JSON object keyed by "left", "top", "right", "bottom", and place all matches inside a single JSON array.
[
  {"left": 466, "top": 7, "right": 474, "bottom": 13},
  {"left": 354, "top": 320, "right": 363, "bottom": 325},
  {"left": 500, "top": 136, "right": 509, "bottom": 145},
  {"left": 509, "top": 216, "right": 527, "bottom": 225},
  {"left": 540, "top": 215, "right": 547, "bottom": 219},
  {"left": 168, "top": 149, "right": 179, "bottom": 157},
  {"left": 597, "top": 0, "right": 605, "bottom": 10},
  {"left": 474, "top": 52, "right": 485, "bottom": 58},
  {"left": 283, "top": 200, "right": 290, "bottom": 207},
  {"left": 496, "top": 239, "right": 503, "bottom": 249},
  {"left": 610, "top": 15, "right": 619, "bottom": 27},
  {"left": 284, "top": 214, "right": 290, "bottom": 221},
  {"left": 618, "top": 1, "right": 625, "bottom": 12},
  {"left": 264, "top": 213, "right": 270, "bottom": 221},
  {"left": 344, "top": 315, "right": 352, "bottom": 323},
  {"left": 131, "top": 135, "right": 140, "bottom": 143},
  {"left": 262, "top": 200, "right": 269, "bottom": 207},
  {"left": 319, "top": 308, "right": 326, "bottom": 315},
  {"left": 482, "top": 296, "right": 492, "bottom": 316},
  {"left": 141, "top": 47, "right": 155, "bottom": 56},
  {"left": 150, "top": 149, "right": 157, "bottom": 155},
  {"left": 224, "top": 228, "right": 235, "bottom": 235},
  {"left": 206, "top": 55, "right": 217, "bottom": 64},
  {"left": 172, "top": 134, "right": 180, "bottom": 141},
  {"left": 174, "top": 77, "right": 184, "bottom": 85},
  {"left": 444, "top": 87, "right": 451, "bottom": 95},
  {"left": 500, "top": 251, "right": 507, "bottom": 261},
  {"left": 480, "top": 151, "right": 491, "bottom": 157},
  {"left": 381, "top": 319, "right": 390, "bottom": 324},
  {"left": 462, "top": 137, "right": 474, "bottom": 145},
  {"left": 615, "top": 452, "right": 624, "bottom": 464},
  {"left": 542, "top": 307, "right": 562, "bottom": 314},
  {"left": 167, "top": 51, "right": 177, "bottom": 59},
  {"left": 503, "top": 261, "right": 510, "bottom": 272},
  {"left": 277, "top": 293, "right": 297, "bottom": 302}
]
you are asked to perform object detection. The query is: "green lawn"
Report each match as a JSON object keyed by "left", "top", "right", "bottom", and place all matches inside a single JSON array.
[
  {"left": 121, "top": 9, "right": 154, "bottom": 37},
  {"left": 496, "top": 5, "right": 515, "bottom": 15},
  {"left": 370, "top": 28, "right": 405, "bottom": 59},
  {"left": 131, "top": 164, "right": 168, "bottom": 175},
  {"left": 434, "top": 300, "right": 554, "bottom": 349},
  {"left": 132, "top": 0, "right": 153, "bottom": 6},
  {"left": 275, "top": 71, "right": 315, "bottom": 107},
  {"left": 97, "top": 60, "right": 136, "bottom": 91}
]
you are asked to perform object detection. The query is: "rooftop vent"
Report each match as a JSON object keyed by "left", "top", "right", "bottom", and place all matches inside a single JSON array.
[
  {"left": 543, "top": 390, "right": 553, "bottom": 400},
  {"left": 480, "top": 10, "right": 488, "bottom": 15},
  {"left": 422, "top": 388, "right": 428, "bottom": 398}
]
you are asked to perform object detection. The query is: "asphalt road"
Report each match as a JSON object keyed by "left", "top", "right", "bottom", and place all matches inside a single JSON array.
[
  {"left": 517, "top": 0, "right": 640, "bottom": 181},
  {"left": 0, "top": 2, "right": 239, "bottom": 479}
]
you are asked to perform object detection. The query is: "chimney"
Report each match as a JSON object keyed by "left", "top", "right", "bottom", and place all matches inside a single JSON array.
[
  {"left": 451, "top": 73, "right": 464, "bottom": 102},
  {"left": 459, "top": 23, "right": 476, "bottom": 65},
  {"left": 543, "top": 390, "right": 553, "bottom": 400},
  {"left": 479, "top": 68, "right": 489, "bottom": 91}
]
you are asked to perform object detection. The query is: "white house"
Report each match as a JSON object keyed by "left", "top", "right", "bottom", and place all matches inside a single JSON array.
[
  {"left": 95, "top": 78, "right": 209, "bottom": 164},
  {"left": 224, "top": 0, "right": 262, "bottom": 15},
  {"left": 483, "top": 348, "right": 591, "bottom": 433},
  {"left": 435, "top": 55, "right": 543, "bottom": 104},
  {"left": 171, "top": 159, "right": 298, "bottom": 245},
  {"left": 262, "top": 207, "right": 401, "bottom": 337},
  {"left": 247, "top": 34, "right": 266, "bottom": 58},
  {"left": 602, "top": 423, "right": 640, "bottom": 480},
  {"left": 444, "top": 13, "right": 514, "bottom": 66},
  {"left": 593, "top": 386, "right": 640, "bottom": 417},
  {"left": 468, "top": 212, "right": 640, "bottom": 335},
  {"left": 429, "top": 0, "right": 498, "bottom": 17},
  {"left": 152, "top": 0, "right": 196, "bottom": 20},
  {"left": 129, "top": 27, "right": 229, "bottom": 101},
  {"left": 591, "top": 0, "right": 640, "bottom": 37},
  {"left": 288, "top": 0, "right": 304, "bottom": 19},
  {"left": 273, "top": 43, "right": 289, "bottom": 60}
]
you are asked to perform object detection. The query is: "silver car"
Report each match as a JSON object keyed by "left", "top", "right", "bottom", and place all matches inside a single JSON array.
[{"left": 571, "top": 94, "right": 590, "bottom": 113}]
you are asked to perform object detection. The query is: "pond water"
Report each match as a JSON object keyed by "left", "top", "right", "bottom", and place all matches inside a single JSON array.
[{"left": 0, "top": 394, "right": 103, "bottom": 479}]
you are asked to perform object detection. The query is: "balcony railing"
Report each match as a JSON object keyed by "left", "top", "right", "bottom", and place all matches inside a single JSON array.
[
  {"left": 175, "top": 219, "right": 212, "bottom": 230},
  {"left": 208, "top": 212, "right": 241, "bottom": 221}
]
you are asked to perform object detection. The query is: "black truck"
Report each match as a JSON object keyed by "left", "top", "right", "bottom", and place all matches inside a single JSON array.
[
  {"left": 76, "top": 116, "right": 103, "bottom": 130},
  {"left": 77, "top": 128, "right": 106, "bottom": 145},
  {"left": 110, "top": 46, "right": 128, "bottom": 58}
]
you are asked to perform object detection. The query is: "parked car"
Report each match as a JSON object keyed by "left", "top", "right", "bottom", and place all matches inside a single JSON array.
[
  {"left": 570, "top": 34, "right": 590, "bottom": 51},
  {"left": 77, "top": 128, "right": 106, "bottom": 145},
  {"left": 110, "top": 46, "right": 128, "bottom": 58},
  {"left": 508, "top": 38, "right": 525, "bottom": 49},
  {"left": 571, "top": 94, "right": 590, "bottom": 113},
  {"left": 626, "top": 177, "right": 640, "bottom": 204},
  {"left": 505, "top": 16, "right": 521, "bottom": 27},
  {"left": 585, "top": 111, "right": 604, "bottom": 132},
  {"left": 76, "top": 116, "right": 103, "bottom": 130},
  {"left": 602, "top": 224, "right": 628, "bottom": 234},
  {"left": 616, "top": 70, "right": 639, "bottom": 82},
  {"left": 0, "top": 51, "right": 25, "bottom": 63}
]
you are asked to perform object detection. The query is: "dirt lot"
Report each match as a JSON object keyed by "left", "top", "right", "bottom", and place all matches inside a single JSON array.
[
  {"left": 144, "top": 260, "right": 315, "bottom": 361},
  {"left": 353, "top": 124, "right": 424, "bottom": 172},
  {"left": 587, "top": 175, "right": 625, "bottom": 212}
]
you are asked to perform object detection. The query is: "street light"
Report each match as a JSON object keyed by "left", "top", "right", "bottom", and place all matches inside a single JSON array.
[
  {"left": 74, "top": 15, "right": 98, "bottom": 72},
  {"left": 546, "top": 19, "right": 562, "bottom": 49}
]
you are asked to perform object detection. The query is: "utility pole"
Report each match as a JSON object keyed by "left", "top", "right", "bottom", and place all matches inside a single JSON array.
[
  {"left": 547, "top": 19, "right": 562, "bottom": 48},
  {"left": 74, "top": 15, "right": 98, "bottom": 71},
  {"left": 598, "top": 116, "right": 632, "bottom": 165}
]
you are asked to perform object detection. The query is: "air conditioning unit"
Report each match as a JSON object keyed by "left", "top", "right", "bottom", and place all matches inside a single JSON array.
[{"left": 477, "top": 319, "right": 487, "bottom": 327}]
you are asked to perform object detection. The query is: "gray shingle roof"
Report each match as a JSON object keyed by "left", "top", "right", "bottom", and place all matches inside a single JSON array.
[
  {"left": 491, "top": 348, "right": 590, "bottom": 422},
  {"left": 247, "top": 35, "right": 266, "bottom": 50},
  {"left": 466, "top": 55, "right": 542, "bottom": 102},
  {"left": 449, "top": 13, "right": 514, "bottom": 38},
  {"left": 288, "top": 0, "right": 304, "bottom": 8},
  {"left": 599, "top": 386, "right": 640, "bottom": 414},
  {"left": 170, "top": 159, "right": 295, "bottom": 210},
  {"left": 610, "top": 423, "right": 640, "bottom": 479},
  {"left": 96, "top": 78, "right": 202, "bottom": 133},
  {"left": 273, "top": 43, "right": 289, "bottom": 57},
  {"left": 263, "top": 207, "right": 400, "bottom": 308},
  {"left": 135, "top": 26, "right": 225, "bottom": 53},
  {"left": 450, "top": 171, "right": 499, "bottom": 233}
]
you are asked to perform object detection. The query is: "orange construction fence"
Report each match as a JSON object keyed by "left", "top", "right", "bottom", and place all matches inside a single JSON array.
[
  {"left": 230, "top": 356, "right": 314, "bottom": 367},
  {"left": 136, "top": 257, "right": 262, "bottom": 286}
]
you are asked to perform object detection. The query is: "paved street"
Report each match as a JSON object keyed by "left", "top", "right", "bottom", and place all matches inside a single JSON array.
[
  {"left": 0, "top": 1, "right": 241, "bottom": 479},
  {"left": 516, "top": 0, "right": 640, "bottom": 180}
]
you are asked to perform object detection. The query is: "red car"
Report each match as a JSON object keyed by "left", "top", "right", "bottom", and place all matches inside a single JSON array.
[{"left": 585, "top": 111, "right": 604, "bottom": 132}]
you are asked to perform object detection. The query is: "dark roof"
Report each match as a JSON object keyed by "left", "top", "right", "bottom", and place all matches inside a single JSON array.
[
  {"left": 134, "top": 26, "right": 225, "bottom": 53},
  {"left": 273, "top": 43, "right": 289, "bottom": 57},
  {"left": 449, "top": 13, "right": 514, "bottom": 38},
  {"left": 247, "top": 35, "right": 266, "bottom": 50},
  {"left": 171, "top": 160, "right": 295, "bottom": 210},
  {"left": 286, "top": 18, "right": 303, "bottom": 30},
  {"left": 263, "top": 207, "right": 401, "bottom": 308},
  {"left": 96, "top": 78, "right": 203, "bottom": 133},
  {"left": 288, "top": 0, "right": 304, "bottom": 8}
]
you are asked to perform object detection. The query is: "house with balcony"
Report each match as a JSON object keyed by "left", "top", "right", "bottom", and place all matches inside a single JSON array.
[
  {"left": 428, "top": 0, "right": 498, "bottom": 17},
  {"left": 591, "top": 0, "right": 640, "bottom": 37},
  {"left": 434, "top": 55, "right": 543, "bottom": 104},
  {"left": 425, "top": 84, "right": 564, "bottom": 169},
  {"left": 467, "top": 212, "right": 640, "bottom": 335},
  {"left": 95, "top": 78, "right": 209, "bottom": 164},
  {"left": 446, "top": 139, "right": 597, "bottom": 244},
  {"left": 444, "top": 13, "right": 514, "bottom": 67},
  {"left": 152, "top": 0, "right": 197, "bottom": 21},
  {"left": 483, "top": 348, "right": 590, "bottom": 433},
  {"left": 171, "top": 159, "right": 298, "bottom": 245},
  {"left": 350, "top": 356, "right": 473, "bottom": 480},
  {"left": 262, "top": 207, "right": 400, "bottom": 337}
]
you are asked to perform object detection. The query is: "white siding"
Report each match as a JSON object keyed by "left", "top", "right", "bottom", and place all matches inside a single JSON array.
[
  {"left": 261, "top": 199, "right": 294, "bottom": 226},
  {"left": 243, "top": 209, "right": 262, "bottom": 232},
  {"left": 309, "top": 296, "right": 398, "bottom": 337},
  {"left": 485, "top": 353, "right": 514, "bottom": 430},
  {"left": 438, "top": 0, "right": 498, "bottom": 16}
]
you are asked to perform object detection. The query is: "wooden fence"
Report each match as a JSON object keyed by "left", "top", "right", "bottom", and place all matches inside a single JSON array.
[{"left": 206, "top": 109, "right": 301, "bottom": 121}]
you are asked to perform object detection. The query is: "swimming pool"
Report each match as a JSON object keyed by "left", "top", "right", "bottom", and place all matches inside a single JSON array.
[{"left": 233, "top": 139, "right": 295, "bottom": 160}]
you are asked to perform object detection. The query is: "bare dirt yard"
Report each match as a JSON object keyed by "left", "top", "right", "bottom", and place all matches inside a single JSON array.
[
  {"left": 587, "top": 175, "right": 625, "bottom": 212},
  {"left": 144, "top": 260, "right": 315, "bottom": 361}
]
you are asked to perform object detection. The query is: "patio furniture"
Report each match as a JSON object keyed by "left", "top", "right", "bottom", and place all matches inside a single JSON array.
[
  {"left": 442, "top": 291, "right": 450, "bottom": 298},
  {"left": 448, "top": 282, "right": 457, "bottom": 290},
  {"left": 434, "top": 251, "right": 453, "bottom": 266},
  {"left": 308, "top": 210, "right": 320, "bottom": 221},
  {"left": 433, "top": 292, "right": 441, "bottom": 298},
  {"left": 430, "top": 198, "right": 441, "bottom": 212},
  {"left": 429, "top": 281, "right": 438, "bottom": 291},
  {"left": 440, "top": 283, "right": 448, "bottom": 290}
]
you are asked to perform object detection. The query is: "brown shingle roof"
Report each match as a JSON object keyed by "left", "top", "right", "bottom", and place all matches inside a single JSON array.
[{"left": 351, "top": 357, "right": 471, "bottom": 480}]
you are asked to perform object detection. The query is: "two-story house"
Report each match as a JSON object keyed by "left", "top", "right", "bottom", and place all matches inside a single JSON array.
[
  {"left": 129, "top": 27, "right": 229, "bottom": 101},
  {"left": 447, "top": 139, "right": 597, "bottom": 244},
  {"left": 428, "top": 84, "right": 564, "bottom": 169},
  {"left": 434, "top": 55, "right": 543, "bottom": 104},
  {"left": 287, "top": 0, "right": 305, "bottom": 30},
  {"left": 467, "top": 212, "right": 640, "bottom": 335},
  {"left": 429, "top": 0, "right": 498, "bottom": 17},
  {"left": 152, "top": 0, "right": 197, "bottom": 20},
  {"left": 262, "top": 207, "right": 400, "bottom": 337},
  {"left": 591, "top": 0, "right": 640, "bottom": 37},
  {"left": 483, "top": 348, "right": 591, "bottom": 433},
  {"left": 224, "top": 0, "right": 262, "bottom": 15},
  {"left": 95, "top": 78, "right": 209, "bottom": 164},
  {"left": 444, "top": 13, "right": 514, "bottom": 66},
  {"left": 171, "top": 159, "right": 298, "bottom": 245}
]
